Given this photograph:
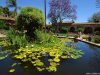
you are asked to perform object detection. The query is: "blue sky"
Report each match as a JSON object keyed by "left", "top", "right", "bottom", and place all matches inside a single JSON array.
[{"left": 0, "top": 0, "right": 99, "bottom": 23}]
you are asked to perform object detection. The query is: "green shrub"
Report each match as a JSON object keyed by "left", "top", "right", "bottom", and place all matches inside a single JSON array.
[
  {"left": 7, "top": 28, "right": 28, "bottom": 47},
  {"left": 50, "top": 26, "right": 56, "bottom": 33},
  {"left": 0, "top": 21, "right": 9, "bottom": 30},
  {"left": 34, "top": 30, "right": 59, "bottom": 45},
  {"left": 74, "top": 34, "right": 78, "bottom": 38},
  {"left": 17, "top": 7, "right": 44, "bottom": 38},
  {"left": 93, "top": 35, "right": 100, "bottom": 43},
  {"left": 60, "top": 27, "right": 68, "bottom": 33},
  {"left": 94, "top": 31, "right": 100, "bottom": 35},
  {"left": 9, "top": 11, "right": 15, "bottom": 18},
  {"left": 76, "top": 27, "right": 84, "bottom": 33},
  {"left": 82, "top": 35, "right": 89, "bottom": 40}
]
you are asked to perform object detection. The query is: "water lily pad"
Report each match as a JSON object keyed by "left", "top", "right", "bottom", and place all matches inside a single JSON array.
[
  {"left": 53, "top": 58, "right": 60, "bottom": 62},
  {"left": 12, "top": 63, "right": 17, "bottom": 67},
  {"left": 61, "top": 56, "right": 68, "bottom": 59},
  {"left": 9, "top": 69, "right": 15, "bottom": 73}
]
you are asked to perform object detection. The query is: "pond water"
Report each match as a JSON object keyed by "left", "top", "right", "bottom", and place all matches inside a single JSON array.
[{"left": 0, "top": 41, "right": 100, "bottom": 75}]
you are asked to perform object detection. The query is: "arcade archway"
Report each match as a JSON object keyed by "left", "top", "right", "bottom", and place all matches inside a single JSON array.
[{"left": 84, "top": 27, "right": 93, "bottom": 34}]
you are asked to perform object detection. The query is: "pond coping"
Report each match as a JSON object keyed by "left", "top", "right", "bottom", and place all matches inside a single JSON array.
[
  {"left": 77, "top": 38, "right": 100, "bottom": 47},
  {"left": 57, "top": 36, "right": 66, "bottom": 38},
  {"left": 68, "top": 37, "right": 75, "bottom": 39},
  {"left": 0, "top": 33, "right": 6, "bottom": 38}
]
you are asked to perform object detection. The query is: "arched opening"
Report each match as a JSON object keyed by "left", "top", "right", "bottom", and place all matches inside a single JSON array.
[
  {"left": 94, "top": 27, "right": 100, "bottom": 32},
  {"left": 84, "top": 27, "right": 93, "bottom": 34},
  {"left": 69, "top": 27, "right": 76, "bottom": 33}
]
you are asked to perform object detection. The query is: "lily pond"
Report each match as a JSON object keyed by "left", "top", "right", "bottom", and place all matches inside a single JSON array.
[{"left": 0, "top": 40, "right": 100, "bottom": 75}]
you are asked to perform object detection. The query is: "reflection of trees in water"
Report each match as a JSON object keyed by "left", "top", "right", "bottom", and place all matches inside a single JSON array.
[
  {"left": 73, "top": 39, "right": 78, "bottom": 43},
  {"left": 73, "top": 39, "right": 81, "bottom": 49},
  {"left": 67, "top": 41, "right": 100, "bottom": 71},
  {"left": 66, "top": 39, "right": 79, "bottom": 49}
]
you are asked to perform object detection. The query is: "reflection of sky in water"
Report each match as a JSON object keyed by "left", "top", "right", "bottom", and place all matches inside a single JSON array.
[
  {"left": 0, "top": 41, "right": 100, "bottom": 75},
  {"left": 66, "top": 41, "right": 80, "bottom": 49},
  {"left": 74, "top": 41, "right": 100, "bottom": 71},
  {"left": 66, "top": 41, "right": 100, "bottom": 73},
  {"left": 0, "top": 46, "right": 2, "bottom": 50}
]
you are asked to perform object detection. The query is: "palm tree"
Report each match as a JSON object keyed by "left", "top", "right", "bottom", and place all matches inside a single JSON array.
[
  {"left": 6, "top": 0, "right": 17, "bottom": 16},
  {"left": 44, "top": 0, "right": 46, "bottom": 32}
]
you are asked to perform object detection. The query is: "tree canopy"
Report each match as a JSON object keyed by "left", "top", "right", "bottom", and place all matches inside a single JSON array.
[
  {"left": 88, "top": 12, "right": 100, "bottom": 23},
  {"left": 17, "top": 7, "right": 44, "bottom": 39},
  {"left": 6, "top": 0, "right": 17, "bottom": 15},
  {"left": 0, "top": 6, "right": 9, "bottom": 16},
  {"left": 0, "top": 6, "right": 15, "bottom": 18},
  {"left": 48, "top": 0, "right": 77, "bottom": 24}
]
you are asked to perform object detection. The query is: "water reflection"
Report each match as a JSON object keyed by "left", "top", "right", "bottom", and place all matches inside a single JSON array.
[
  {"left": 74, "top": 41, "right": 100, "bottom": 73},
  {"left": 73, "top": 39, "right": 78, "bottom": 43},
  {"left": 0, "top": 41, "right": 100, "bottom": 75},
  {"left": 0, "top": 46, "right": 2, "bottom": 50},
  {"left": 88, "top": 49, "right": 100, "bottom": 70},
  {"left": 66, "top": 39, "right": 79, "bottom": 49}
]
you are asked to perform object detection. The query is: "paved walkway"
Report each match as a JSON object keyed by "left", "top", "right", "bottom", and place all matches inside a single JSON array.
[
  {"left": 0, "top": 33, "right": 6, "bottom": 38},
  {"left": 68, "top": 37, "right": 100, "bottom": 47},
  {"left": 77, "top": 38, "right": 100, "bottom": 47}
]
